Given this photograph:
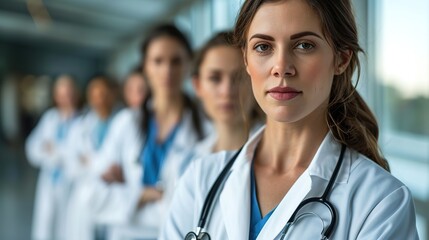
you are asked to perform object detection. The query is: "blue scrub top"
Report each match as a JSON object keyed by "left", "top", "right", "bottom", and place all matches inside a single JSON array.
[
  {"left": 140, "top": 117, "right": 179, "bottom": 186},
  {"left": 93, "top": 118, "right": 111, "bottom": 150},
  {"left": 52, "top": 117, "right": 74, "bottom": 184},
  {"left": 249, "top": 165, "right": 276, "bottom": 240}
]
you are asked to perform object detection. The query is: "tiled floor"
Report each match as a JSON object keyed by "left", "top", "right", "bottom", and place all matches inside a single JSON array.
[{"left": 0, "top": 142, "right": 37, "bottom": 240}]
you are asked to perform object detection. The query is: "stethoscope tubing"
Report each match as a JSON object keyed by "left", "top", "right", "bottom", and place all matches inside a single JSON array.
[
  {"left": 188, "top": 144, "right": 346, "bottom": 240},
  {"left": 197, "top": 147, "right": 243, "bottom": 229},
  {"left": 281, "top": 144, "right": 346, "bottom": 239}
]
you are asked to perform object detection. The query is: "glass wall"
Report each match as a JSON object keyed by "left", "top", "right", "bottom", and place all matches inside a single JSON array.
[{"left": 369, "top": 0, "right": 429, "bottom": 238}]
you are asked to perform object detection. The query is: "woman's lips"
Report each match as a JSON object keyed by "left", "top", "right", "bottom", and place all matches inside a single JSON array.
[
  {"left": 218, "top": 103, "right": 235, "bottom": 111},
  {"left": 267, "top": 86, "right": 302, "bottom": 101}
]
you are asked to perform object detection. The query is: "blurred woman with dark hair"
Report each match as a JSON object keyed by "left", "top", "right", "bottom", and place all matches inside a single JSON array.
[
  {"left": 26, "top": 75, "right": 81, "bottom": 240},
  {"left": 105, "top": 24, "right": 208, "bottom": 240},
  {"left": 64, "top": 75, "right": 119, "bottom": 240},
  {"left": 183, "top": 31, "right": 263, "bottom": 167}
]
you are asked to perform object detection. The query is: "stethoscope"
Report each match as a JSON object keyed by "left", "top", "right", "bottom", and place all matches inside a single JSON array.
[{"left": 185, "top": 144, "right": 346, "bottom": 240}]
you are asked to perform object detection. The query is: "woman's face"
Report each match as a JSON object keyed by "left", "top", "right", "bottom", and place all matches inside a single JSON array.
[
  {"left": 245, "top": 0, "right": 340, "bottom": 124},
  {"left": 144, "top": 36, "right": 190, "bottom": 97},
  {"left": 88, "top": 79, "right": 113, "bottom": 113},
  {"left": 194, "top": 45, "right": 254, "bottom": 125},
  {"left": 124, "top": 73, "right": 146, "bottom": 108},
  {"left": 54, "top": 77, "right": 77, "bottom": 110}
]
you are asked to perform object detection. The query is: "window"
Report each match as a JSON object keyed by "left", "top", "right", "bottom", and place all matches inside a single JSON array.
[{"left": 368, "top": 0, "right": 429, "bottom": 238}]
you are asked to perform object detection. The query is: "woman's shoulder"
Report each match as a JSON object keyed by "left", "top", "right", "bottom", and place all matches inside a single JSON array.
[
  {"left": 192, "top": 133, "right": 217, "bottom": 157},
  {"left": 349, "top": 151, "right": 410, "bottom": 197},
  {"left": 40, "top": 107, "right": 59, "bottom": 120},
  {"left": 185, "top": 150, "right": 238, "bottom": 189},
  {"left": 111, "top": 108, "right": 140, "bottom": 126}
]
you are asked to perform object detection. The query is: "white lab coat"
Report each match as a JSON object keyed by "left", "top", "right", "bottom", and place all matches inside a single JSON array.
[
  {"left": 160, "top": 126, "right": 419, "bottom": 240},
  {"left": 91, "top": 107, "right": 144, "bottom": 225},
  {"left": 64, "top": 109, "right": 117, "bottom": 240},
  {"left": 182, "top": 122, "right": 264, "bottom": 171},
  {"left": 103, "top": 109, "right": 211, "bottom": 240},
  {"left": 26, "top": 108, "right": 79, "bottom": 240}
]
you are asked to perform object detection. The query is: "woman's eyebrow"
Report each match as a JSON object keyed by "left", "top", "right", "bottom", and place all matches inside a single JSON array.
[
  {"left": 249, "top": 31, "right": 323, "bottom": 42},
  {"left": 290, "top": 31, "right": 323, "bottom": 40},
  {"left": 249, "top": 34, "right": 275, "bottom": 42}
]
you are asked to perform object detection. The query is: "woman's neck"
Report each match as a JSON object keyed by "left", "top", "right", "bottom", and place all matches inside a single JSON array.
[
  {"left": 96, "top": 108, "right": 112, "bottom": 121},
  {"left": 59, "top": 107, "right": 76, "bottom": 120},
  {"left": 256, "top": 108, "right": 329, "bottom": 173},
  {"left": 213, "top": 121, "right": 248, "bottom": 152},
  {"left": 152, "top": 93, "right": 184, "bottom": 120},
  {"left": 152, "top": 93, "right": 184, "bottom": 141}
]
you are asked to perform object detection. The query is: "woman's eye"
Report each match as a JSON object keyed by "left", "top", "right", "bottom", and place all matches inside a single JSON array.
[
  {"left": 254, "top": 44, "right": 271, "bottom": 53},
  {"left": 208, "top": 75, "right": 221, "bottom": 83},
  {"left": 154, "top": 58, "right": 162, "bottom": 65},
  {"left": 296, "top": 42, "right": 315, "bottom": 51}
]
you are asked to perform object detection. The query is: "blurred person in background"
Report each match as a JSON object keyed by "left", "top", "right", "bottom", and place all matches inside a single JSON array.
[
  {"left": 64, "top": 75, "right": 118, "bottom": 240},
  {"left": 107, "top": 23, "right": 207, "bottom": 240},
  {"left": 26, "top": 75, "right": 81, "bottom": 240},
  {"left": 77, "top": 67, "right": 148, "bottom": 235},
  {"left": 185, "top": 31, "right": 263, "bottom": 165},
  {"left": 122, "top": 66, "right": 147, "bottom": 110},
  {"left": 95, "top": 66, "right": 148, "bottom": 186}
]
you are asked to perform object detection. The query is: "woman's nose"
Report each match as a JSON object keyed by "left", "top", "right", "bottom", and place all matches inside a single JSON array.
[
  {"left": 219, "top": 78, "right": 234, "bottom": 97},
  {"left": 271, "top": 51, "right": 296, "bottom": 78}
]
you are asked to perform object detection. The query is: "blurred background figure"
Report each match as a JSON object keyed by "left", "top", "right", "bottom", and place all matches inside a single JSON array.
[
  {"left": 25, "top": 75, "right": 81, "bottom": 240},
  {"left": 122, "top": 66, "right": 147, "bottom": 110},
  {"left": 97, "top": 66, "right": 147, "bottom": 188},
  {"left": 73, "top": 67, "right": 148, "bottom": 239},
  {"left": 189, "top": 31, "right": 263, "bottom": 162},
  {"left": 65, "top": 75, "right": 118, "bottom": 240},
  {"left": 107, "top": 23, "right": 207, "bottom": 240}
]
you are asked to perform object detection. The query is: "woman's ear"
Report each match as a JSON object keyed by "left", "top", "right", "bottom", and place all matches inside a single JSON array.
[
  {"left": 335, "top": 50, "right": 353, "bottom": 75},
  {"left": 192, "top": 76, "right": 202, "bottom": 98},
  {"left": 242, "top": 49, "right": 251, "bottom": 76}
]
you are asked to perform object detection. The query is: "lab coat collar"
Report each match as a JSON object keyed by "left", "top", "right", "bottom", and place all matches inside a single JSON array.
[
  {"left": 220, "top": 125, "right": 351, "bottom": 240},
  {"left": 218, "top": 125, "right": 264, "bottom": 240},
  {"left": 230, "top": 125, "right": 351, "bottom": 183},
  {"left": 170, "top": 109, "right": 195, "bottom": 151},
  {"left": 307, "top": 131, "right": 351, "bottom": 184}
]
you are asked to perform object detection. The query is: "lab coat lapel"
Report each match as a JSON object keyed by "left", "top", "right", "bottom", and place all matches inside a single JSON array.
[
  {"left": 257, "top": 132, "right": 347, "bottom": 239},
  {"left": 161, "top": 111, "right": 193, "bottom": 172},
  {"left": 256, "top": 170, "right": 312, "bottom": 240},
  {"left": 219, "top": 152, "right": 251, "bottom": 240},
  {"left": 218, "top": 127, "right": 265, "bottom": 240}
]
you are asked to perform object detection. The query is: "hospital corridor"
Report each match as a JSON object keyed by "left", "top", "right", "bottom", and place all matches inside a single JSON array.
[{"left": 0, "top": 0, "right": 428, "bottom": 239}]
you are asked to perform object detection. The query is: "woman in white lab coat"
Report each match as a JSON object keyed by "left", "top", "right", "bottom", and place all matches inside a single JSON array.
[
  {"left": 64, "top": 75, "right": 118, "bottom": 240},
  {"left": 26, "top": 75, "right": 81, "bottom": 240},
  {"left": 160, "top": 0, "right": 420, "bottom": 239},
  {"left": 106, "top": 24, "right": 207, "bottom": 240},
  {"left": 94, "top": 67, "right": 148, "bottom": 183},
  {"left": 183, "top": 31, "right": 263, "bottom": 165},
  {"left": 82, "top": 68, "right": 147, "bottom": 227}
]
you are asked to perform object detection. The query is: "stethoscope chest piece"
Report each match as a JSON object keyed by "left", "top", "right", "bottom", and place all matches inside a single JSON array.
[{"left": 185, "top": 231, "right": 211, "bottom": 240}]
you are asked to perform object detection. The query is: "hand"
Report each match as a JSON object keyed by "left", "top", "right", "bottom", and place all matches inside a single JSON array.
[
  {"left": 79, "top": 155, "right": 88, "bottom": 165},
  {"left": 138, "top": 187, "right": 163, "bottom": 208},
  {"left": 43, "top": 141, "right": 54, "bottom": 154},
  {"left": 101, "top": 164, "right": 124, "bottom": 184}
]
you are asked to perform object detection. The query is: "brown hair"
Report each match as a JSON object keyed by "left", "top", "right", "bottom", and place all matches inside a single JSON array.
[
  {"left": 234, "top": 0, "right": 389, "bottom": 171},
  {"left": 192, "top": 31, "right": 235, "bottom": 77}
]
